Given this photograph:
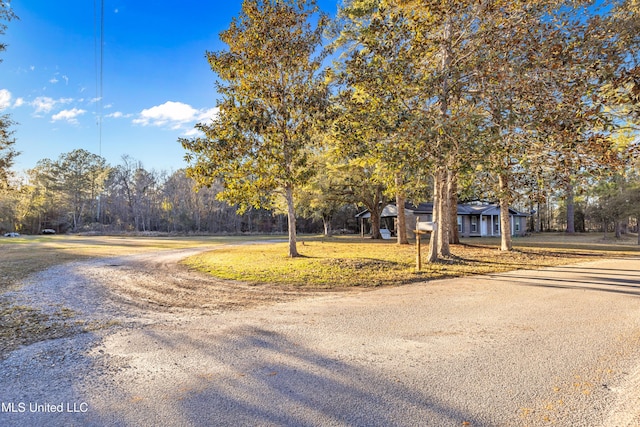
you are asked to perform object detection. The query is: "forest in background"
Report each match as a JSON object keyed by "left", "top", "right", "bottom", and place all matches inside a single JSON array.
[
  {"left": 0, "top": 151, "right": 360, "bottom": 235},
  {"left": 0, "top": 145, "right": 636, "bottom": 239}
]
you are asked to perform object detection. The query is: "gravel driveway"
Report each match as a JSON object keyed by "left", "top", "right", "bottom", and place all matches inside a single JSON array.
[{"left": 1, "top": 251, "right": 639, "bottom": 426}]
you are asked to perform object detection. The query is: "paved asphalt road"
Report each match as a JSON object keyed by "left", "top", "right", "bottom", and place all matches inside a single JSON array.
[{"left": 2, "top": 256, "right": 640, "bottom": 426}]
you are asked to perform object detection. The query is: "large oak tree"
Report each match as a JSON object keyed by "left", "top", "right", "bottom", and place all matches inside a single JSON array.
[{"left": 182, "top": 0, "right": 329, "bottom": 257}]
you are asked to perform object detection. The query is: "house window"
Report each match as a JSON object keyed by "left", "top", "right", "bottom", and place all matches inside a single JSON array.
[
  {"left": 515, "top": 219, "right": 520, "bottom": 232},
  {"left": 471, "top": 216, "right": 477, "bottom": 232},
  {"left": 494, "top": 216, "right": 499, "bottom": 233},
  {"left": 457, "top": 215, "right": 463, "bottom": 232}
]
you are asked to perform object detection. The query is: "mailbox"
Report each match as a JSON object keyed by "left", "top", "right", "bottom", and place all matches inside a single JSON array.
[{"left": 416, "top": 221, "right": 434, "bottom": 232}]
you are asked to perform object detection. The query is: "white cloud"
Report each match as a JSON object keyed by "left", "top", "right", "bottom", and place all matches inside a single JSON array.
[
  {"left": 32, "top": 96, "right": 55, "bottom": 114},
  {"left": 51, "top": 108, "right": 86, "bottom": 124},
  {"left": 31, "top": 96, "right": 73, "bottom": 115},
  {"left": 134, "top": 101, "right": 197, "bottom": 126},
  {"left": 14, "top": 97, "right": 25, "bottom": 108},
  {"left": 197, "top": 107, "right": 219, "bottom": 122},
  {"left": 0, "top": 89, "right": 12, "bottom": 110},
  {"left": 49, "top": 72, "right": 69, "bottom": 85},
  {"left": 106, "top": 111, "right": 131, "bottom": 119},
  {"left": 133, "top": 101, "right": 216, "bottom": 131},
  {"left": 182, "top": 128, "right": 203, "bottom": 137}
]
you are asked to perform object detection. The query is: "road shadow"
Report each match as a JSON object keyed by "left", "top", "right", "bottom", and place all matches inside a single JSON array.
[
  {"left": 532, "top": 264, "right": 640, "bottom": 276},
  {"left": 82, "top": 325, "right": 495, "bottom": 427},
  {"left": 0, "top": 331, "right": 113, "bottom": 427},
  {"left": 486, "top": 259, "right": 640, "bottom": 297}
]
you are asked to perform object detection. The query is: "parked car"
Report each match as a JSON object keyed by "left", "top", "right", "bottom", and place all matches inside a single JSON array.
[
  {"left": 42, "top": 229, "right": 56, "bottom": 234},
  {"left": 3, "top": 232, "right": 20, "bottom": 237}
]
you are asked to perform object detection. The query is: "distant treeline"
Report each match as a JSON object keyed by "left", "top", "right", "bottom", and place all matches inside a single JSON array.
[{"left": 0, "top": 150, "right": 358, "bottom": 235}]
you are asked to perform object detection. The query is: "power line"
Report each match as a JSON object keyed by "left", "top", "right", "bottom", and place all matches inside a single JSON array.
[
  {"left": 94, "top": 0, "right": 104, "bottom": 223},
  {"left": 93, "top": 0, "right": 104, "bottom": 157},
  {"left": 100, "top": 0, "right": 104, "bottom": 157}
]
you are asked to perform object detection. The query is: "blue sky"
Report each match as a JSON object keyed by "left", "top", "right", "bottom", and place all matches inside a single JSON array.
[{"left": 0, "top": 0, "right": 340, "bottom": 173}]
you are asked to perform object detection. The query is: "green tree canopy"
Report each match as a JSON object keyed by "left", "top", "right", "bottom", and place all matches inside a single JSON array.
[{"left": 182, "top": 0, "right": 329, "bottom": 257}]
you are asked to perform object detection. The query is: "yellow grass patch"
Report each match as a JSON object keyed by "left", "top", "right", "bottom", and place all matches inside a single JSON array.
[{"left": 182, "top": 234, "right": 636, "bottom": 289}]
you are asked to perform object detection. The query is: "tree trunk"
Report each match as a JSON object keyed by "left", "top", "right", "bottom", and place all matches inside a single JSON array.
[
  {"left": 435, "top": 14, "right": 452, "bottom": 258},
  {"left": 368, "top": 186, "right": 384, "bottom": 239},
  {"left": 499, "top": 173, "right": 512, "bottom": 251},
  {"left": 428, "top": 172, "right": 439, "bottom": 262},
  {"left": 396, "top": 196, "right": 408, "bottom": 244},
  {"left": 437, "top": 167, "right": 451, "bottom": 257},
  {"left": 565, "top": 180, "right": 575, "bottom": 234},
  {"left": 427, "top": 223, "right": 438, "bottom": 263},
  {"left": 369, "top": 209, "right": 382, "bottom": 239},
  {"left": 322, "top": 216, "right": 332, "bottom": 237},
  {"left": 285, "top": 184, "right": 299, "bottom": 257},
  {"left": 395, "top": 175, "right": 408, "bottom": 245},
  {"left": 449, "top": 170, "right": 459, "bottom": 244}
]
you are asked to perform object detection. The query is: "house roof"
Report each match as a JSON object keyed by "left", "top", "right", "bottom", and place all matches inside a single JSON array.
[{"left": 355, "top": 205, "right": 394, "bottom": 219}]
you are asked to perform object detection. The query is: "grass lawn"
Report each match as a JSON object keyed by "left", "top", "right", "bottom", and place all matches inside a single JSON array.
[{"left": 182, "top": 232, "right": 640, "bottom": 289}]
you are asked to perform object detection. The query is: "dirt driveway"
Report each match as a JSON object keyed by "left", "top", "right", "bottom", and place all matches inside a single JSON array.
[{"left": 1, "top": 249, "right": 639, "bottom": 426}]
